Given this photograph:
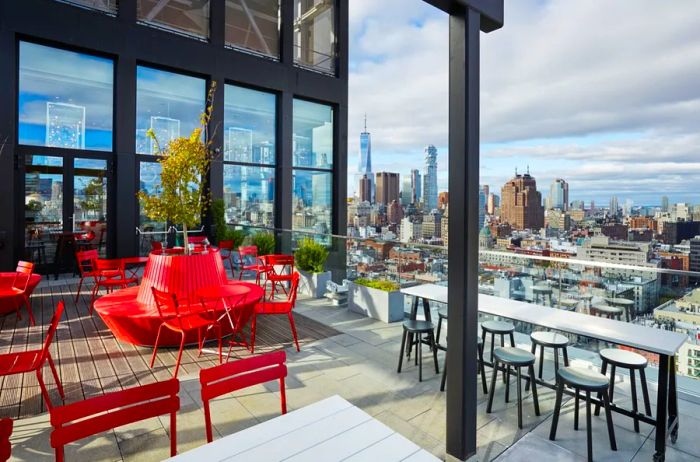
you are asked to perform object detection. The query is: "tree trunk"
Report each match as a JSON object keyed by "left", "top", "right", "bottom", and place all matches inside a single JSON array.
[{"left": 183, "top": 223, "right": 190, "bottom": 255}]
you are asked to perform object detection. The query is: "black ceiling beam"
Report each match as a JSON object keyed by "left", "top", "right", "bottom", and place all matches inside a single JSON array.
[{"left": 423, "top": 0, "right": 503, "bottom": 32}]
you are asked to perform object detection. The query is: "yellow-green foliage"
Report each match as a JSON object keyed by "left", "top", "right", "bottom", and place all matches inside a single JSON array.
[
  {"left": 294, "top": 237, "right": 329, "bottom": 273},
  {"left": 354, "top": 278, "right": 400, "bottom": 292}
]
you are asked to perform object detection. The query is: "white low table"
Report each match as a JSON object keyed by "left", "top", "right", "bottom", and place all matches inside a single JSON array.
[{"left": 167, "top": 395, "right": 439, "bottom": 462}]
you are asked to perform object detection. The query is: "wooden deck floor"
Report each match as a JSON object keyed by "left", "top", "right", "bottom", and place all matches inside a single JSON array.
[{"left": 0, "top": 282, "right": 340, "bottom": 420}]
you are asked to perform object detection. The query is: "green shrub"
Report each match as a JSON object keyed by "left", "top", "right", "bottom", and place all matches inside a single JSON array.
[
  {"left": 211, "top": 199, "right": 227, "bottom": 244},
  {"left": 226, "top": 228, "right": 247, "bottom": 249},
  {"left": 353, "top": 278, "right": 400, "bottom": 292},
  {"left": 251, "top": 231, "right": 275, "bottom": 256},
  {"left": 294, "top": 238, "right": 329, "bottom": 273}
]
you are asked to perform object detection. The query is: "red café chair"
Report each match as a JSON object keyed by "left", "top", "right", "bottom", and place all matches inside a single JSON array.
[
  {"left": 0, "top": 301, "right": 65, "bottom": 409},
  {"left": 50, "top": 378, "right": 180, "bottom": 462},
  {"left": 251, "top": 272, "right": 301, "bottom": 353},
  {"left": 151, "top": 241, "right": 163, "bottom": 252},
  {"left": 0, "top": 418, "right": 12, "bottom": 462},
  {"left": 90, "top": 259, "right": 137, "bottom": 313},
  {"left": 200, "top": 351, "right": 287, "bottom": 443},
  {"left": 75, "top": 249, "right": 99, "bottom": 303},
  {"left": 150, "top": 288, "right": 223, "bottom": 378},
  {"left": 238, "top": 246, "right": 270, "bottom": 284},
  {"left": 0, "top": 261, "right": 36, "bottom": 326},
  {"left": 264, "top": 254, "right": 295, "bottom": 299},
  {"left": 218, "top": 240, "right": 235, "bottom": 279}
]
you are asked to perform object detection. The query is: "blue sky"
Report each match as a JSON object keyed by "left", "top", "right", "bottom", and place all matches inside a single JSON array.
[{"left": 347, "top": 0, "right": 700, "bottom": 206}]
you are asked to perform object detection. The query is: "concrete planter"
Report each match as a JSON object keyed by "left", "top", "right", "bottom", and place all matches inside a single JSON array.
[
  {"left": 298, "top": 270, "right": 332, "bottom": 299},
  {"left": 348, "top": 281, "right": 404, "bottom": 323}
]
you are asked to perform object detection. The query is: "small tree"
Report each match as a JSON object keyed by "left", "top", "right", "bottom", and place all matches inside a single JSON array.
[{"left": 137, "top": 82, "right": 218, "bottom": 253}]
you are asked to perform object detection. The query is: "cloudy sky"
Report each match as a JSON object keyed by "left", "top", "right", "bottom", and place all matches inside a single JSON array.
[{"left": 348, "top": 0, "right": 700, "bottom": 206}]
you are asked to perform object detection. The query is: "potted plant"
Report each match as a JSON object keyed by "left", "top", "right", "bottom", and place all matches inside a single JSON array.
[
  {"left": 251, "top": 231, "right": 275, "bottom": 256},
  {"left": 294, "top": 237, "right": 330, "bottom": 298},
  {"left": 348, "top": 278, "right": 404, "bottom": 323},
  {"left": 137, "top": 82, "right": 218, "bottom": 254}
]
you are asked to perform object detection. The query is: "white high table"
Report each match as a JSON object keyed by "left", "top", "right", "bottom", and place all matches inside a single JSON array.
[
  {"left": 401, "top": 283, "right": 686, "bottom": 462},
  {"left": 167, "top": 395, "right": 439, "bottom": 462}
]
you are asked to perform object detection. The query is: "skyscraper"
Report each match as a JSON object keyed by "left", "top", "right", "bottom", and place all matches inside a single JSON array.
[
  {"left": 610, "top": 196, "right": 619, "bottom": 217},
  {"left": 500, "top": 169, "right": 544, "bottom": 230},
  {"left": 423, "top": 145, "right": 438, "bottom": 210},
  {"left": 479, "top": 186, "right": 486, "bottom": 229},
  {"left": 355, "top": 115, "right": 373, "bottom": 198},
  {"left": 661, "top": 195, "right": 670, "bottom": 212},
  {"left": 548, "top": 178, "right": 569, "bottom": 211},
  {"left": 411, "top": 169, "right": 422, "bottom": 204},
  {"left": 401, "top": 175, "right": 412, "bottom": 206},
  {"left": 375, "top": 172, "right": 400, "bottom": 206},
  {"left": 358, "top": 174, "right": 372, "bottom": 203}
]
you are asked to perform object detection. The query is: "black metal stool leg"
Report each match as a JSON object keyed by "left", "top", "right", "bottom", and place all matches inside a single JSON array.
[
  {"left": 516, "top": 367, "right": 523, "bottom": 429},
  {"left": 630, "top": 369, "right": 640, "bottom": 432},
  {"left": 529, "top": 364, "right": 540, "bottom": 416},
  {"left": 574, "top": 391, "right": 580, "bottom": 430},
  {"left": 440, "top": 350, "right": 447, "bottom": 392},
  {"left": 554, "top": 348, "right": 560, "bottom": 373},
  {"left": 526, "top": 343, "right": 536, "bottom": 392},
  {"left": 479, "top": 343, "right": 488, "bottom": 394},
  {"left": 602, "top": 389, "right": 617, "bottom": 451},
  {"left": 538, "top": 345, "right": 545, "bottom": 379},
  {"left": 397, "top": 329, "right": 407, "bottom": 373},
  {"left": 608, "top": 364, "right": 616, "bottom": 403},
  {"left": 490, "top": 332, "right": 495, "bottom": 364},
  {"left": 418, "top": 334, "right": 423, "bottom": 382},
  {"left": 487, "top": 359, "right": 499, "bottom": 413},
  {"left": 549, "top": 380, "right": 564, "bottom": 441},
  {"left": 504, "top": 365, "right": 511, "bottom": 403},
  {"left": 639, "top": 368, "right": 652, "bottom": 416},
  {"left": 585, "top": 391, "right": 593, "bottom": 462},
  {"left": 595, "top": 359, "right": 608, "bottom": 416},
  {"left": 509, "top": 332, "right": 515, "bottom": 347},
  {"left": 429, "top": 330, "right": 439, "bottom": 374},
  {"left": 435, "top": 316, "right": 443, "bottom": 346},
  {"left": 563, "top": 346, "right": 569, "bottom": 366}
]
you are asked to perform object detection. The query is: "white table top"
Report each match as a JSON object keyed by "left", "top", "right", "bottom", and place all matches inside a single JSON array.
[
  {"left": 401, "top": 283, "right": 686, "bottom": 356},
  {"left": 167, "top": 395, "right": 440, "bottom": 462}
]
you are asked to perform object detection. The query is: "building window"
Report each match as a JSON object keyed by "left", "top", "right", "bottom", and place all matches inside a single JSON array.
[
  {"left": 223, "top": 84, "right": 277, "bottom": 228},
  {"left": 292, "top": 99, "right": 333, "bottom": 234},
  {"left": 55, "top": 0, "right": 118, "bottom": 15},
  {"left": 138, "top": 161, "right": 165, "bottom": 251},
  {"left": 18, "top": 41, "right": 114, "bottom": 151},
  {"left": 137, "top": 0, "right": 210, "bottom": 40},
  {"left": 225, "top": 0, "right": 280, "bottom": 59},
  {"left": 135, "top": 66, "right": 206, "bottom": 155},
  {"left": 294, "top": 0, "right": 336, "bottom": 75}
]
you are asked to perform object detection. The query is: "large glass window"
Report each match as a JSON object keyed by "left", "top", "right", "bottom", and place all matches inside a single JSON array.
[
  {"left": 138, "top": 161, "right": 165, "bottom": 252},
  {"left": 223, "top": 84, "right": 277, "bottom": 228},
  {"left": 136, "top": 66, "right": 206, "bottom": 155},
  {"left": 294, "top": 0, "right": 336, "bottom": 74},
  {"left": 137, "top": 0, "right": 210, "bottom": 39},
  {"left": 56, "top": 0, "right": 118, "bottom": 14},
  {"left": 74, "top": 158, "right": 108, "bottom": 256},
  {"left": 225, "top": 0, "right": 280, "bottom": 58},
  {"left": 18, "top": 42, "right": 114, "bottom": 151},
  {"left": 293, "top": 99, "right": 333, "bottom": 234},
  {"left": 24, "top": 156, "right": 64, "bottom": 268}
]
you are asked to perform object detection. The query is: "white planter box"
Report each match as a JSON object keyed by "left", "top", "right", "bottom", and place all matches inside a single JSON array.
[
  {"left": 348, "top": 281, "right": 404, "bottom": 323},
  {"left": 298, "top": 270, "right": 332, "bottom": 299}
]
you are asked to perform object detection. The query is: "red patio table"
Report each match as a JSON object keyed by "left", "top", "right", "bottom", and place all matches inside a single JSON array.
[{"left": 121, "top": 256, "right": 149, "bottom": 280}]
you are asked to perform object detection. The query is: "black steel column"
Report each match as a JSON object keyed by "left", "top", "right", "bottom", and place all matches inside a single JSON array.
[
  {"left": 446, "top": 7, "right": 481, "bottom": 461},
  {"left": 0, "top": 0, "right": 16, "bottom": 270}
]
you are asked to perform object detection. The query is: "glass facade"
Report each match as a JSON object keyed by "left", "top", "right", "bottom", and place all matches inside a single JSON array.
[
  {"left": 137, "top": 0, "right": 210, "bottom": 39},
  {"left": 138, "top": 161, "right": 165, "bottom": 251},
  {"left": 136, "top": 66, "right": 206, "bottom": 155},
  {"left": 294, "top": 0, "right": 336, "bottom": 74},
  {"left": 292, "top": 170, "right": 331, "bottom": 234},
  {"left": 224, "top": 165, "right": 275, "bottom": 228},
  {"left": 225, "top": 0, "right": 280, "bottom": 58},
  {"left": 24, "top": 156, "right": 64, "bottom": 267},
  {"left": 74, "top": 158, "right": 108, "bottom": 256},
  {"left": 56, "top": 0, "right": 118, "bottom": 14},
  {"left": 18, "top": 41, "right": 114, "bottom": 151}
]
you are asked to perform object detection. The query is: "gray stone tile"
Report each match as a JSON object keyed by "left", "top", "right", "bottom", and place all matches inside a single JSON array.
[{"left": 494, "top": 433, "right": 585, "bottom": 462}]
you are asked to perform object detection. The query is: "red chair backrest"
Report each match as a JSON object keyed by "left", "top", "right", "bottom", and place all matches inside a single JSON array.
[
  {"left": 218, "top": 240, "right": 233, "bottom": 251},
  {"left": 188, "top": 236, "right": 206, "bottom": 244},
  {"left": 288, "top": 272, "right": 300, "bottom": 306},
  {"left": 151, "top": 287, "right": 181, "bottom": 321},
  {"left": 50, "top": 379, "right": 179, "bottom": 458},
  {"left": 238, "top": 245, "right": 258, "bottom": 258},
  {"left": 76, "top": 250, "right": 99, "bottom": 277},
  {"left": 41, "top": 302, "right": 65, "bottom": 365},
  {"left": 151, "top": 241, "right": 163, "bottom": 251},
  {"left": 12, "top": 261, "right": 34, "bottom": 292},
  {"left": 0, "top": 418, "right": 12, "bottom": 462},
  {"left": 266, "top": 254, "right": 294, "bottom": 269},
  {"left": 199, "top": 351, "right": 287, "bottom": 442}
]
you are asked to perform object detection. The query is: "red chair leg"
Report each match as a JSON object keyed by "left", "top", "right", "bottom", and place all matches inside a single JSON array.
[
  {"left": 239, "top": 269, "right": 244, "bottom": 280},
  {"left": 217, "top": 324, "right": 222, "bottom": 364},
  {"left": 75, "top": 277, "right": 84, "bottom": 303},
  {"left": 250, "top": 313, "right": 257, "bottom": 354},
  {"left": 36, "top": 369, "right": 52, "bottom": 410},
  {"left": 173, "top": 332, "right": 186, "bottom": 378},
  {"left": 288, "top": 312, "right": 300, "bottom": 352},
  {"left": 280, "top": 377, "right": 287, "bottom": 414},
  {"left": 24, "top": 295, "right": 35, "bottom": 326},
  {"left": 56, "top": 447, "right": 64, "bottom": 462},
  {"left": 150, "top": 323, "right": 165, "bottom": 368},
  {"left": 170, "top": 410, "right": 177, "bottom": 456},
  {"left": 47, "top": 354, "right": 65, "bottom": 400},
  {"left": 197, "top": 328, "right": 203, "bottom": 357},
  {"left": 203, "top": 400, "right": 213, "bottom": 443}
]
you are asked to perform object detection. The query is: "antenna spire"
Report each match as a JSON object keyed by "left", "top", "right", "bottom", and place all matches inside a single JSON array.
[
  {"left": 364, "top": 113, "right": 367, "bottom": 132},
  {"left": 515, "top": 167, "right": 518, "bottom": 176},
  {"left": 527, "top": 164, "right": 530, "bottom": 175}
]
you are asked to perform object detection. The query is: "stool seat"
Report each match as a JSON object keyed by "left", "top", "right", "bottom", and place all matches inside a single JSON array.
[
  {"left": 600, "top": 348, "right": 647, "bottom": 368},
  {"left": 482, "top": 320, "right": 514, "bottom": 334},
  {"left": 592, "top": 304, "right": 622, "bottom": 316},
  {"left": 557, "top": 367, "right": 609, "bottom": 390},
  {"left": 494, "top": 347, "right": 535, "bottom": 366},
  {"left": 403, "top": 320, "right": 435, "bottom": 332},
  {"left": 531, "top": 331, "right": 569, "bottom": 347}
]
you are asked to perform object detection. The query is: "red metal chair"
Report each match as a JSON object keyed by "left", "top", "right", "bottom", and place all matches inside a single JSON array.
[
  {"left": 187, "top": 236, "right": 207, "bottom": 244},
  {"left": 50, "top": 378, "right": 180, "bottom": 462},
  {"left": 0, "top": 419, "right": 12, "bottom": 462},
  {"left": 151, "top": 241, "right": 163, "bottom": 252},
  {"left": 264, "top": 254, "right": 295, "bottom": 299},
  {"left": 150, "top": 287, "right": 223, "bottom": 378},
  {"left": 74, "top": 249, "right": 100, "bottom": 303},
  {"left": 0, "top": 301, "right": 65, "bottom": 409},
  {"left": 0, "top": 261, "right": 36, "bottom": 325},
  {"left": 89, "top": 258, "right": 137, "bottom": 313},
  {"left": 238, "top": 246, "right": 270, "bottom": 284},
  {"left": 199, "top": 351, "right": 287, "bottom": 443},
  {"left": 251, "top": 272, "right": 301, "bottom": 353},
  {"left": 218, "top": 240, "right": 235, "bottom": 279}
]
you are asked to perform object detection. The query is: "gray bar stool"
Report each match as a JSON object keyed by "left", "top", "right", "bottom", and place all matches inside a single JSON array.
[
  {"left": 591, "top": 303, "right": 623, "bottom": 320},
  {"left": 530, "top": 331, "right": 570, "bottom": 382},
  {"left": 486, "top": 347, "right": 540, "bottom": 429},
  {"left": 481, "top": 320, "right": 515, "bottom": 364},
  {"left": 440, "top": 336, "right": 488, "bottom": 394},
  {"left": 397, "top": 320, "right": 439, "bottom": 382},
  {"left": 550, "top": 367, "right": 617, "bottom": 462},
  {"left": 594, "top": 348, "right": 652, "bottom": 433}
]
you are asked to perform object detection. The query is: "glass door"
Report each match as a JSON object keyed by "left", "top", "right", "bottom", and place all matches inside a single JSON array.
[{"left": 73, "top": 158, "right": 108, "bottom": 257}]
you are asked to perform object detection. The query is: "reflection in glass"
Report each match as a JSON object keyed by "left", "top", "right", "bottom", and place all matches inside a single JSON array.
[
  {"left": 56, "top": 0, "right": 118, "bottom": 14},
  {"left": 137, "top": 0, "right": 210, "bottom": 39},
  {"left": 74, "top": 158, "right": 108, "bottom": 256},
  {"left": 138, "top": 161, "right": 166, "bottom": 253},
  {"left": 136, "top": 66, "right": 205, "bottom": 154},
  {"left": 294, "top": 0, "right": 336, "bottom": 74},
  {"left": 292, "top": 170, "right": 331, "bottom": 234},
  {"left": 224, "top": 85, "right": 276, "bottom": 164},
  {"left": 224, "top": 165, "right": 275, "bottom": 227},
  {"left": 18, "top": 42, "right": 114, "bottom": 151},
  {"left": 293, "top": 99, "right": 333, "bottom": 168},
  {"left": 25, "top": 156, "right": 64, "bottom": 268},
  {"left": 225, "top": 0, "right": 280, "bottom": 58}
]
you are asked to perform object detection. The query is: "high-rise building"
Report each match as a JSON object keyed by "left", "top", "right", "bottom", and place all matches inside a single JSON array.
[
  {"left": 661, "top": 195, "right": 670, "bottom": 212},
  {"left": 387, "top": 200, "right": 403, "bottom": 224},
  {"left": 548, "top": 178, "right": 569, "bottom": 211},
  {"left": 442, "top": 205, "right": 449, "bottom": 247},
  {"left": 690, "top": 237, "right": 700, "bottom": 273},
  {"left": 609, "top": 196, "right": 619, "bottom": 217},
  {"left": 401, "top": 176, "right": 412, "bottom": 206},
  {"left": 358, "top": 174, "right": 372, "bottom": 203},
  {"left": 422, "top": 210, "right": 442, "bottom": 238},
  {"left": 479, "top": 186, "right": 486, "bottom": 229},
  {"left": 354, "top": 115, "right": 373, "bottom": 198},
  {"left": 487, "top": 193, "right": 499, "bottom": 215},
  {"left": 500, "top": 170, "right": 544, "bottom": 230},
  {"left": 411, "top": 169, "right": 422, "bottom": 205},
  {"left": 438, "top": 192, "right": 449, "bottom": 210},
  {"left": 422, "top": 145, "right": 438, "bottom": 210},
  {"left": 375, "top": 172, "right": 400, "bottom": 206}
]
